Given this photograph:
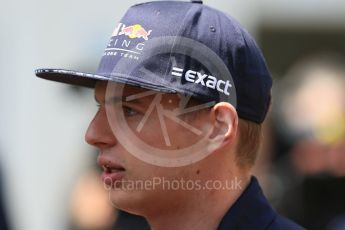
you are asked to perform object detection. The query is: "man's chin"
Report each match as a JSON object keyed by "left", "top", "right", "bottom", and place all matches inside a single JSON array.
[{"left": 108, "top": 189, "right": 150, "bottom": 216}]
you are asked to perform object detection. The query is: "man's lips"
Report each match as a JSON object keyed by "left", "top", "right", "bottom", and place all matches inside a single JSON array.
[
  {"left": 97, "top": 156, "right": 125, "bottom": 171},
  {"left": 97, "top": 156, "right": 126, "bottom": 185}
]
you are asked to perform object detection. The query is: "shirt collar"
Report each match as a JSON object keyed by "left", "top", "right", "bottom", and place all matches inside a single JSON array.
[{"left": 217, "top": 176, "right": 276, "bottom": 230}]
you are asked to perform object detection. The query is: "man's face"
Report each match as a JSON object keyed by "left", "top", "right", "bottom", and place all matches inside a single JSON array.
[{"left": 85, "top": 81, "right": 214, "bottom": 214}]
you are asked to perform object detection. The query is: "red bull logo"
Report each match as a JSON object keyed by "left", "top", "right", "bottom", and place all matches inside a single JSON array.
[{"left": 118, "top": 24, "right": 152, "bottom": 41}]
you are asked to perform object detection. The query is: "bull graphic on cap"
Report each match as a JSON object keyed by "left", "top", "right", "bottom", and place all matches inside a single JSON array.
[{"left": 119, "top": 24, "right": 152, "bottom": 41}]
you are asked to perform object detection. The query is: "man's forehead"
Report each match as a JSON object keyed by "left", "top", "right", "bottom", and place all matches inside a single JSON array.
[
  {"left": 94, "top": 81, "right": 185, "bottom": 109},
  {"left": 95, "top": 81, "right": 172, "bottom": 104},
  {"left": 94, "top": 81, "right": 161, "bottom": 103}
]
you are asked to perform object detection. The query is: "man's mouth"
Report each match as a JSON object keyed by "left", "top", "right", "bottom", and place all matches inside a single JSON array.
[
  {"left": 102, "top": 164, "right": 126, "bottom": 173},
  {"left": 98, "top": 157, "right": 126, "bottom": 186}
]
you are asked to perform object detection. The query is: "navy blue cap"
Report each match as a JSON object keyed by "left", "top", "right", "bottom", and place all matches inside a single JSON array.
[{"left": 35, "top": 0, "right": 272, "bottom": 124}]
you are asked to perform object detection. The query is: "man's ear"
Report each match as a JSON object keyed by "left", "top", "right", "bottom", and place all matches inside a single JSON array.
[{"left": 208, "top": 102, "right": 238, "bottom": 145}]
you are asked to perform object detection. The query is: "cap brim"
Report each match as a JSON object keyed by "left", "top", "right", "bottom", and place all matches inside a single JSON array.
[
  {"left": 35, "top": 69, "right": 110, "bottom": 88},
  {"left": 35, "top": 68, "right": 176, "bottom": 93}
]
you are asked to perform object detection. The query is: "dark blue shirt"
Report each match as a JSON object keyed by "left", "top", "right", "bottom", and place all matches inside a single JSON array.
[{"left": 217, "top": 177, "right": 305, "bottom": 230}]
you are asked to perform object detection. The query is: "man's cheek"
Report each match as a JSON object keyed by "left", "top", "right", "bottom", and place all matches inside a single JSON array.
[
  {"left": 129, "top": 118, "right": 169, "bottom": 148},
  {"left": 120, "top": 114, "right": 202, "bottom": 150}
]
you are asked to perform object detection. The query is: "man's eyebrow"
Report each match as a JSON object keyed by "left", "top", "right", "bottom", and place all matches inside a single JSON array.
[
  {"left": 95, "top": 91, "right": 157, "bottom": 105},
  {"left": 105, "top": 95, "right": 143, "bottom": 105}
]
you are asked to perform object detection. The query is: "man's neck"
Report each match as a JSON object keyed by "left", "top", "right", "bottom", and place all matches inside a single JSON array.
[{"left": 145, "top": 175, "right": 251, "bottom": 230}]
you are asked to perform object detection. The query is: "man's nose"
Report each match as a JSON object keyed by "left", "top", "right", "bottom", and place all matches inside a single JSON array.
[{"left": 85, "top": 108, "right": 117, "bottom": 149}]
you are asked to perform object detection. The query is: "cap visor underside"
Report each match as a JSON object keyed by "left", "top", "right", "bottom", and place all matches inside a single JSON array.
[{"left": 35, "top": 68, "right": 176, "bottom": 93}]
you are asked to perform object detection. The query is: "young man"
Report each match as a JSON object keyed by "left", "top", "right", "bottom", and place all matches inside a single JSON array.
[{"left": 36, "top": 1, "right": 304, "bottom": 229}]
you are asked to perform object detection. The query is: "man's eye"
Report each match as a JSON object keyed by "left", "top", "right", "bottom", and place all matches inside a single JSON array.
[
  {"left": 96, "top": 103, "right": 102, "bottom": 111},
  {"left": 123, "top": 106, "right": 139, "bottom": 117}
]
